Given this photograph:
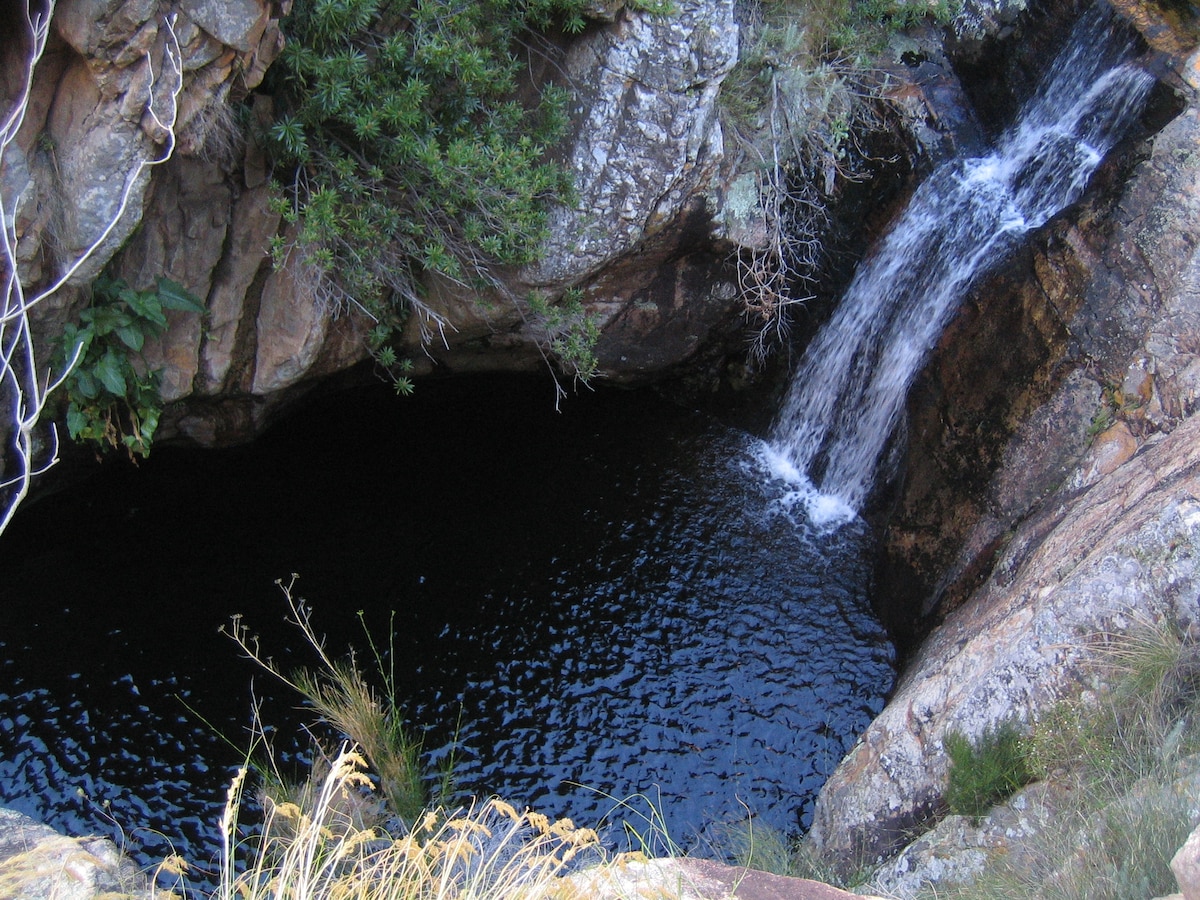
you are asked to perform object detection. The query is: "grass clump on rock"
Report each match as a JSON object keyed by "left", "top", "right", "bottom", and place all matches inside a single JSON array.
[
  {"left": 915, "top": 621, "right": 1200, "bottom": 900},
  {"left": 943, "top": 720, "right": 1033, "bottom": 818},
  {"left": 215, "top": 749, "right": 599, "bottom": 900}
]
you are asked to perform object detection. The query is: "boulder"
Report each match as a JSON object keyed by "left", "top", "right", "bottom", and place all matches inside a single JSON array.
[
  {"left": 1173, "top": 823, "right": 1200, "bottom": 900},
  {"left": 567, "top": 855, "right": 888, "bottom": 900},
  {"left": 0, "top": 806, "right": 158, "bottom": 900}
]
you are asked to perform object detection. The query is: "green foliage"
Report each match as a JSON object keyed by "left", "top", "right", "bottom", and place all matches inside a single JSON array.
[
  {"left": 366, "top": 324, "right": 416, "bottom": 396},
  {"left": 56, "top": 275, "right": 204, "bottom": 457},
  {"left": 943, "top": 720, "right": 1033, "bottom": 817},
  {"left": 526, "top": 287, "right": 600, "bottom": 382},
  {"left": 854, "top": 0, "right": 964, "bottom": 46},
  {"left": 264, "top": 0, "right": 592, "bottom": 382}
]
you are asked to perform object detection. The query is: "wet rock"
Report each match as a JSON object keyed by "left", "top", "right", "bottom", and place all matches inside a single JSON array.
[
  {"left": 879, "top": 17, "right": 1200, "bottom": 636},
  {"left": 953, "top": 0, "right": 1031, "bottom": 42}
]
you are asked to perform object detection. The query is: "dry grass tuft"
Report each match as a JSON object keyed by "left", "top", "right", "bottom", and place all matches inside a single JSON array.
[
  {"left": 222, "top": 576, "right": 432, "bottom": 826},
  {"left": 213, "top": 745, "right": 600, "bottom": 900}
]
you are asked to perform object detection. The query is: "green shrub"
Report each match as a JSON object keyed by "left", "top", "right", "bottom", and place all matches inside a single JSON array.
[
  {"left": 263, "top": 0, "right": 599, "bottom": 385},
  {"left": 56, "top": 275, "right": 204, "bottom": 457},
  {"left": 943, "top": 720, "right": 1033, "bottom": 817},
  {"left": 527, "top": 287, "right": 599, "bottom": 383}
]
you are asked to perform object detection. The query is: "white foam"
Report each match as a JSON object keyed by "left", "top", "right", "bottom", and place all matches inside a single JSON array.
[
  {"left": 760, "top": 443, "right": 804, "bottom": 485},
  {"left": 756, "top": 441, "right": 858, "bottom": 531},
  {"left": 806, "top": 492, "right": 856, "bottom": 529}
]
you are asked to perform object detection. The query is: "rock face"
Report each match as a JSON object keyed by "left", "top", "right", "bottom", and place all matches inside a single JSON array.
[
  {"left": 0, "top": 806, "right": 156, "bottom": 899},
  {"left": 385, "top": 0, "right": 745, "bottom": 387},
  {"left": 6, "top": 0, "right": 987, "bottom": 447},
  {"left": 863, "top": 759, "right": 1200, "bottom": 898},
  {"left": 4, "top": 0, "right": 754, "bottom": 447},
  {"left": 815, "top": 413, "right": 1200, "bottom": 865},
  {"left": 953, "top": 0, "right": 1031, "bottom": 41},
  {"left": 9, "top": 0, "right": 283, "bottom": 292},
  {"left": 811, "top": 1, "right": 1200, "bottom": 874},
  {"left": 3, "top": 0, "right": 290, "bottom": 447},
  {"left": 528, "top": 0, "right": 737, "bottom": 287}
]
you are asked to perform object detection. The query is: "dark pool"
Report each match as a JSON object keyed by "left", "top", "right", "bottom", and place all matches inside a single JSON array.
[{"left": 0, "top": 376, "right": 894, "bottom": 886}]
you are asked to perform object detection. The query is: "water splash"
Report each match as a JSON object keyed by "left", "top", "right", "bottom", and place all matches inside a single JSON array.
[{"left": 762, "top": 6, "right": 1154, "bottom": 525}]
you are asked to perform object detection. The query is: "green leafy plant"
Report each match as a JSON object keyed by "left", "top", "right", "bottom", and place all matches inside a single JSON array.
[
  {"left": 943, "top": 720, "right": 1034, "bottom": 817},
  {"left": 366, "top": 324, "right": 417, "bottom": 396},
  {"left": 526, "top": 288, "right": 600, "bottom": 383},
  {"left": 263, "top": 0, "right": 592, "bottom": 384},
  {"left": 56, "top": 275, "right": 204, "bottom": 457}
]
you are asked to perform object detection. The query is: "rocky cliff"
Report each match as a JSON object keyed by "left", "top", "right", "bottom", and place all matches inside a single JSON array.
[
  {"left": 6, "top": 0, "right": 756, "bottom": 448},
  {"left": 4, "top": 0, "right": 990, "bottom": 450},
  {"left": 809, "top": 0, "right": 1200, "bottom": 878}
]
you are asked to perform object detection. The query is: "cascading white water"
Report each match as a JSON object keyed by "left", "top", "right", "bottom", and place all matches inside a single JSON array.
[{"left": 762, "top": 5, "right": 1155, "bottom": 527}]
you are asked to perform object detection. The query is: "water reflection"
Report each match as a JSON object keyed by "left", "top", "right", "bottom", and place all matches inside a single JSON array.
[{"left": 0, "top": 378, "right": 893, "bottom": 883}]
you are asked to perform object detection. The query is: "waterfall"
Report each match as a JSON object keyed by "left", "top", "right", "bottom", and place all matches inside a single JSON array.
[{"left": 761, "top": 5, "right": 1155, "bottom": 527}]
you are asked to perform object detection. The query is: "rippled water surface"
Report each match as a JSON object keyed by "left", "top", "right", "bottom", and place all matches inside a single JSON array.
[{"left": 0, "top": 378, "right": 893, "bottom": 883}]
